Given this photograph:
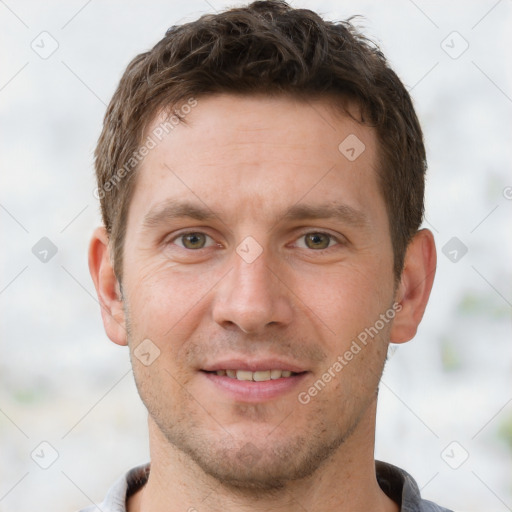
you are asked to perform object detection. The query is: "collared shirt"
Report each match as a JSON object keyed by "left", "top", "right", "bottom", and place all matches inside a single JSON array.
[{"left": 77, "top": 460, "right": 453, "bottom": 512}]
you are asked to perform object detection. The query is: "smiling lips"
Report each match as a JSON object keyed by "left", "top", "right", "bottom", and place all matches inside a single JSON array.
[
  {"left": 201, "top": 359, "right": 309, "bottom": 400},
  {"left": 207, "top": 369, "right": 298, "bottom": 381}
]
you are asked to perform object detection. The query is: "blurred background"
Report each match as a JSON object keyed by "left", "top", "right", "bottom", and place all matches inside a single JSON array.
[{"left": 0, "top": 1, "right": 511, "bottom": 511}]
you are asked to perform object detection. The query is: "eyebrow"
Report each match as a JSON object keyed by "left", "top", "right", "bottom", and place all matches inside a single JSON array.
[
  {"left": 142, "top": 199, "right": 215, "bottom": 229},
  {"left": 280, "top": 203, "right": 369, "bottom": 228},
  {"left": 141, "top": 199, "right": 369, "bottom": 230}
]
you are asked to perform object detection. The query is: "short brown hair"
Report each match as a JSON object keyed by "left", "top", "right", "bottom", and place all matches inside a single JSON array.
[{"left": 95, "top": 0, "right": 426, "bottom": 283}]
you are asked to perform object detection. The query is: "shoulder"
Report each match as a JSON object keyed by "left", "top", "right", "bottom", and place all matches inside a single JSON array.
[
  {"left": 376, "top": 460, "right": 454, "bottom": 512},
  {"left": 75, "top": 464, "right": 150, "bottom": 512}
]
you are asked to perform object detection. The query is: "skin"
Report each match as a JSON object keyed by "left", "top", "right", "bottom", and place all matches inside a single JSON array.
[{"left": 89, "top": 94, "right": 436, "bottom": 512}]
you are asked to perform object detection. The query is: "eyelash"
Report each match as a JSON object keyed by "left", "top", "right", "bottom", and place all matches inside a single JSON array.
[{"left": 167, "top": 231, "right": 343, "bottom": 251}]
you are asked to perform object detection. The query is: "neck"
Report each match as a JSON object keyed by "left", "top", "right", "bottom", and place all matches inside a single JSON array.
[{"left": 128, "top": 403, "right": 398, "bottom": 512}]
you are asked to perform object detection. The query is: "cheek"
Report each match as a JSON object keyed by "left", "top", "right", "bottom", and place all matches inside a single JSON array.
[
  {"left": 124, "top": 257, "right": 221, "bottom": 347},
  {"left": 293, "top": 261, "right": 393, "bottom": 340},
  {"left": 130, "top": 354, "right": 192, "bottom": 430}
]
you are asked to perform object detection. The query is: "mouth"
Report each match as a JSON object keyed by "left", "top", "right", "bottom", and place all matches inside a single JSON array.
[
  {"left": 199, "top": 362, "right": 309, "bottom": 402},
  {"left": 202, "top": 369, "right": 303, "bottom": 381}
]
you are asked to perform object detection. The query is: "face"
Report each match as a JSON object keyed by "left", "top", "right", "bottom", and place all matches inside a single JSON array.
[{"left": 121, "top": 94, "right": 397, "bottom": 490}]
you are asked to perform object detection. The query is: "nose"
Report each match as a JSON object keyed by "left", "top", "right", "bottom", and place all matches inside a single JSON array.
[{"left": 212, "top": 249, "right": 294, "bottom": 334}]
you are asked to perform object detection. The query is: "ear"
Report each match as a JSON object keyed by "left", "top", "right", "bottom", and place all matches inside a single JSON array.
[
  {"left": 390, "top": 229, "right": 436, "bottom": 344},
  {"left": 88, "top": 226, "right": 127, "bottom": 346}
]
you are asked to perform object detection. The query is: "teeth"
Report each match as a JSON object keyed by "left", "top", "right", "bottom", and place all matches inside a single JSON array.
[
  {"left": 253, "top": 370, "right": 271, "bottom": 381},
  {"left": 236, "top": 370, "right": 253, "bottom": 381},
  {"left": 213, "top": 369, "right": 297, "bottom": 381}
]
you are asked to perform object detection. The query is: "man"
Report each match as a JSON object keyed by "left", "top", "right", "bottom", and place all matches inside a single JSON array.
[{"left": 86, "top": 1, "right": 448, "bottom": 510}]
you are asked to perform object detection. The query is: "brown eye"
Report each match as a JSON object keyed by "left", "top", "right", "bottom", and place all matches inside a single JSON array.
[
  {"left": 304, "top": 233, "right": 332, "bottom": 250},
  {"left": 179, "top": 233, "right": 207, "bottom": 249}
]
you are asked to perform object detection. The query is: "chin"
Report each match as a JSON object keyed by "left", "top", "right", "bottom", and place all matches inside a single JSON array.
[
  {"left": 160, "top": 421, "right": 348, "bottom": 494},
  {"left": 186, "top": 442, "right": 311, "bottom": 492}
]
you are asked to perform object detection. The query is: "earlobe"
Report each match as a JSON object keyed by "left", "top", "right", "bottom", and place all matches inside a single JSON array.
[
  {"left": 390, "top": 229, "right": 437, "bottom": 344},
  {"left": 88, "top": 226, "right": 128, "bottom": 346}
]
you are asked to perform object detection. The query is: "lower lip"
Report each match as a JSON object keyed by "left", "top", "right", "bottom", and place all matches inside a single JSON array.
[{"left": 201, "top": 371, "right": 309, "bottom": 402}]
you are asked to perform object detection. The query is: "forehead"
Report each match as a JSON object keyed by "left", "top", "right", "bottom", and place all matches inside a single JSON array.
[{"left": 129, "top": 94, "right": 385, "bottom": 227}]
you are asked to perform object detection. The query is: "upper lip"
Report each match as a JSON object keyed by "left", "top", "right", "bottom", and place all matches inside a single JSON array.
[{"left": 201, "top": 359, "right": 308, "bottom": 373}]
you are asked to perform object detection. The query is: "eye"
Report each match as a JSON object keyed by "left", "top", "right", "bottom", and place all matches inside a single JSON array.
[
  {"left": 173, "top": 232, "right": 215, "bottom": 250},
  {"left": 296, "top": 232, "right": 339, "bottom": 250}
]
